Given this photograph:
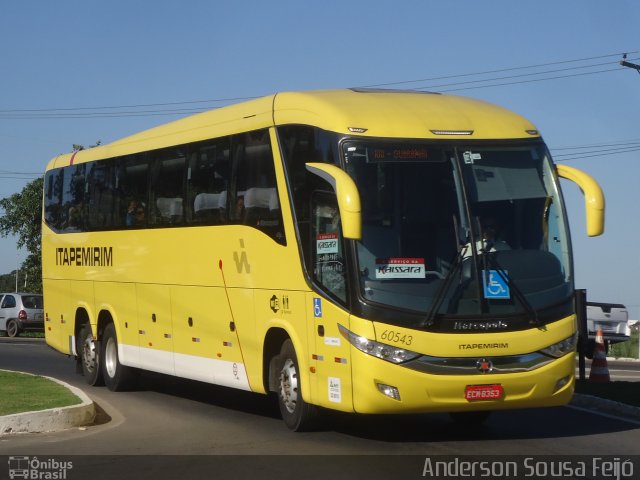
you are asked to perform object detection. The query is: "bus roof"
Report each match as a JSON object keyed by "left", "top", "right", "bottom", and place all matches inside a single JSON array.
[
  {"left": 273, "top": 89, "right": 539, "bottom": 141},
  {"left": 47, "top": 88, "right": 540, "bottom": 169}
]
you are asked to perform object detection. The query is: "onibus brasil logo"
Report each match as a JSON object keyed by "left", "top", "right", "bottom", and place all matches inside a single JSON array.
[{"left": 8, "top": 456, "right": 73, "bottom": 479}]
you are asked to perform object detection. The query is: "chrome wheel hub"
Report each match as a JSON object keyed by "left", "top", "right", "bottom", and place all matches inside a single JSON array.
[
  {"left": 82, "top": 335, "right": 97, "bottom": 373},
  {"left": 279, "top": 358, "right": 298, "bottom": 414},
  {"left": 104, "top": 337, "right": 117, "bottom": 378}
]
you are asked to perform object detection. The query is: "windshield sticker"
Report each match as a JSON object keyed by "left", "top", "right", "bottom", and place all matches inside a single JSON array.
[
  {"left": 482, "top": 270, "right": 511, "bottom": 299},
  {"left": 375, "top": 258, "right": 426, "bottom": 279},
  {"left": 316, "top": 233, "right": 339, "bottom": 254},
  {"left": 463, "top": 151, "right": 482, "bottom": 164}
]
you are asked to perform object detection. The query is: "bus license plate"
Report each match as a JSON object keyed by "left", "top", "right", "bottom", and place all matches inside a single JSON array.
[{"left": 465, "top": 384, "right": 503, "bottom": 401}]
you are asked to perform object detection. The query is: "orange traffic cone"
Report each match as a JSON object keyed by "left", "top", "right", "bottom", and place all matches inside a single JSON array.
[{"left": 589, "top": 328, "right": 610, "bottom": 383}]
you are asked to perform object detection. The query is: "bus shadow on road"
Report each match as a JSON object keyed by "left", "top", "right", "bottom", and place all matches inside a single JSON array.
[
  {"left": 130, "top": 371, "right": 637, "bottom": 442},
  {"left": 133, "top": 371, "right": 282, "bottom": 420},
  {"left": 320, "top": 406, "right": 639, "bottom": 443}
]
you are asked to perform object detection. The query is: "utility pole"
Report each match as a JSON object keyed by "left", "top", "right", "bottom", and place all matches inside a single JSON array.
[{"left": 620, "top": 54, "right": 640, "bottom": 75}]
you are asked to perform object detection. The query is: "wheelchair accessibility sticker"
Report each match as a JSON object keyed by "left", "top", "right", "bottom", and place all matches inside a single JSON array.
[
  {"left": 313, "top": 297, "right": 323, "bottom": 318},
  {"left": 482, "top": 270, "right": 510, "bottom": 299}
]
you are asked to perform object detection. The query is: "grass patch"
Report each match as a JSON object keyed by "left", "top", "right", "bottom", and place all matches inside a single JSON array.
[
  {"left": 0, "top": 371, "right": 81, "bottom": 416},
  {"left": 0, "top": 331, "right": 44, "bottom": 338},
  {"left": 609, "top": 330, "right": 639, "bottom": 359},
  {"left": 575, "top": 380, "right": 640, "bottom": 407},
  {"left": 19, "top": 331, "right": 45, "bottom": 339}
]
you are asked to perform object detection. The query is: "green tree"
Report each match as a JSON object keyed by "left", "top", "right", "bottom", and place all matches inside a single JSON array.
[{"left": 0, "top": 177, "right": 44, "bottom": 293}]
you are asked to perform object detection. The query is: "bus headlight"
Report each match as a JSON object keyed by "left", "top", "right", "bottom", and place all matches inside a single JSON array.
[
  {"left": 540, "top": 333, "right": 578, "bottom": 358},
  {"left": 338, "top": 324, "right": 421, "bottom": 364}
]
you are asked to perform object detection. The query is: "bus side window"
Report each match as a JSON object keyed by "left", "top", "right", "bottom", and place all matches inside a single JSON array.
[
  {"left": 44, "top": 169, "right": 65, "bottom": 232},
  {"left": 61, "top": 164, "right": 86, "bottom": 232},
  {"left": 150, "top": 148, "right": 186, "bottom": 226},
  {"left": 86, "top": 161, "right": 119, "bottom": 230},
  {"left": 278, "top": 125, "right": 341, "bottom": 246},
  {"left": 189, "top": 138, "right": 230, "bottom": 225},
  {"left": 116, "top": 154, "right": 149, "bottom": 228},
  {"left": 311, "top": 191, "right": 347, "bottom": 303},
  {"left": 232, "top": 129, "right": 285, "bottom": 245}
]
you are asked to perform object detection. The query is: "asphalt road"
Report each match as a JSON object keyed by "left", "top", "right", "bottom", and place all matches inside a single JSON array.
[
  {"left": 1, "top": 337, "right": 639, "bottom": 478},
  {"left": 600, "top": 360, "right": 640, "bottom": 381}
]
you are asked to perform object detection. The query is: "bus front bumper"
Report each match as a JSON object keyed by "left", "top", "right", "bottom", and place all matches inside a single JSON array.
[{"left": 350, "top": 349, "right": 575, "bottom": 414}]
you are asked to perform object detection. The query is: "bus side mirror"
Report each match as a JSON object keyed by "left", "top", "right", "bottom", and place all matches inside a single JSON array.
[
  {"left": 556, "top": 164, "right": 605, "bottom": 237},
  {"left": 305, "top": 163, "right": 362, "bottom": 239}
]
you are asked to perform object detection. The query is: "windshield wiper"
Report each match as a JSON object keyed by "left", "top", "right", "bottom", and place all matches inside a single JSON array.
[
  {"left": 423, "top": 214, "right": 481, "bottom": 327},
  {"left": 422, "top": 242, "right": 467, "bottom": 327}
]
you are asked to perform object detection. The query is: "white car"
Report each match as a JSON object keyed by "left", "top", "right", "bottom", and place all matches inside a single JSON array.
[{"left": 0, "top": 292, "right": 44, "bottom": 337}]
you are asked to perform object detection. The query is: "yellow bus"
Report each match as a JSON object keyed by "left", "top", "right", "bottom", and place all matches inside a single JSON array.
[{"left": 42, "top": 89, "right": 604, "bottom": 430}]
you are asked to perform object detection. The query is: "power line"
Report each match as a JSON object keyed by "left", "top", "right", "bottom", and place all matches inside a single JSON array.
[
  {"left": 0, "top": 51, "right": 637, "bottom": 119},
  {"left": 362, "top": 51, "right": 639, "bottom": 88},
  {"left": 0, "top": 169, "right": 43, "bottom": 175},
  {"left": 0, "top": 65, "right": 624, "bottom": 119},
  {"left": 426, "top": 65, "right": 633, "bottom": 93},
  {"left": 550, "top": 137, "right": 640, "bottom": 160},
  {"left": 0, "top": 96, "right": 258, "bottom": 114},
  {"left": 551, "top": 139, "right": 640, "bottom": 151},
  {"left": 0, "top": 175, "right": 42, "bottom": 180},
  {"left": 551, "top": 144, "right": 640, "bottom": 162},
  {"left": 0, "top": 106, "right": 217, "bottom": 120}
]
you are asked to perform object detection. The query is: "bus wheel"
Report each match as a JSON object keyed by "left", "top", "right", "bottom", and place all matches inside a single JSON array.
[
  {"left": 277, "top": 339, "right": 318, "bottom": 431},
  {"left": 101, "top": 323, "right": 137, "bottom": 391},
  {"left": 78, "top": 323, "right": 104, "bottom": 386},
  {"left": 6, "top": 319, "right": 19, "bottom": 337}
]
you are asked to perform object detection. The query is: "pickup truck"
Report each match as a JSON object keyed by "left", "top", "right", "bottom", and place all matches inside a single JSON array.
[{"left": 586, "top": 302, "right": 630, "bottom": 357}]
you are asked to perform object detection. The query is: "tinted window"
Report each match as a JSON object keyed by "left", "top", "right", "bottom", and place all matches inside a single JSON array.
[
  {"left": 85, "top": 160, "right": 118, "bottom": 229},
  {"left": 43, "top": 129, "right": 285, "bottom": 246},
  {"left": 233, "top": 130, "right": 285, "bottom": 244},
  {"left": 21, "top": 295, "right": 43, "bottom": 309},
  {"left": 117, "top": 155, "right": 149, "bottom": 228},
  {"left": 278, "top": 126, "right": 342, "bottom": 296},
  {"left": 44, "top": 169, "right": 65, "bottom": 231},
  {"left": 61, "top": 164, "right": 86, "bottom": 231},
  {"left": 1, "top": 295, "right": 16, "bottom": 309},
  {"left": 189, "top": 138, "right": 230, "bottom": 225},
  {"left": 150, "top": 148, "right": 186, "bottom": 226}
]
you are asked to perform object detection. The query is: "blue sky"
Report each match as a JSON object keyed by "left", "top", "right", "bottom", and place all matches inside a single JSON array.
[{"left": 1, "top": 1, "right": 639, "bottom": 317}]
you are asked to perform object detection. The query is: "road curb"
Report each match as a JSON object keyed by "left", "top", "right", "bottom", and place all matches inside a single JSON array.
[
  {"left": 0, "top": 371, "right": 96, "bottom": 435},
  {"left": 571, "top": 393, "right": 640, "bottom": 422}
]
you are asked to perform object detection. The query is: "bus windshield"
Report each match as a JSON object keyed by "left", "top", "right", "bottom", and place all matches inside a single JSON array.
[{"left": 344, "top": 141, "right": 572, "bottom": 321}]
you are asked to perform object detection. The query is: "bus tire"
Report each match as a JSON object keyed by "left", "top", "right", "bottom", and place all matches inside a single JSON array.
[
  {"left": 101, "top": 323, "right": 137, "bottom": 391},
  {"left": 6, "top": 319, "right": 19, "bottom": 337},
  {"left": 277, "top": 339, "right": 318, "bottom": 431},
  {"left": 78, "top": 323, "right": 104, "bottom": 386}
]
